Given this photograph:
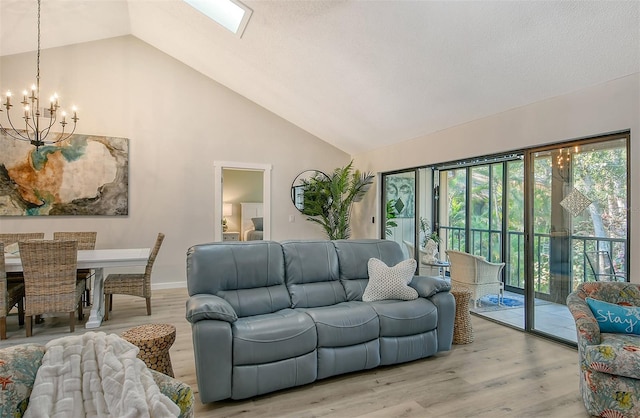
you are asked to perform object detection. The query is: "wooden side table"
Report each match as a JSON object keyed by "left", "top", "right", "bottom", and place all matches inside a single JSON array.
[
  {"left": 122, "top": 323, "right": 176, "bottom": 377},
  {"left": 451, "top": 288, "right": 474, "bottom": 344}
]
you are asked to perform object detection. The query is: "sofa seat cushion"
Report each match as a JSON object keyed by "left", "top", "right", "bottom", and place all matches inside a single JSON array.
[
  {"left": 584, "top": 333, "right": 640, "bottom": 379},
  {"left": 303, "top": 302, "right": 379, "bottom": 347},
  {"left": 368, "top": 298, "right": 438, "bottom": 337},
  {"left": 232, "top": 351, "right": 317, "bottom": 400},
  {"left": 317, "top": 340, "right": 380, "bottom": 379},
  {"left": 232, "top": 309, "right": 317, "bottom": 365},
  {"left": 379, "top": 331, "right": 438, "bottom": 365}
]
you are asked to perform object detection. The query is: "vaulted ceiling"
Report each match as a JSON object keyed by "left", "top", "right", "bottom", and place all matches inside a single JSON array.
[{"left": 1, "top": 1, "right": 638, "bottom": 154}]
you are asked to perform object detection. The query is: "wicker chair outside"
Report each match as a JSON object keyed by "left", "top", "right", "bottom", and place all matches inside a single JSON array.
[
  {"left": 0, "top": 244, "right": 25, "bottom": 340},
  {"left": 446, "top": 250, "right": 505, "bottom": 308},
  {"left": 53, "top": 232, "right": 97, "bottom": 306},
  {"left": 104, "top": 233, "right": 165, "bottom": 320},
  {"left": 18, "top": 240, "right": 84, "bottom": 337}
]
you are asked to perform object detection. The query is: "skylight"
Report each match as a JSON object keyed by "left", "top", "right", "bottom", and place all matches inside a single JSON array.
[{"left": 183, "top": 0, "right": 252, "bottom": 37}]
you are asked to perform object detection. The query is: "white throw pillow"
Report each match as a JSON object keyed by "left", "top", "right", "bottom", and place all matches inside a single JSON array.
[{"left": 363, "top": 258, "right": 418, "bottom": 302}]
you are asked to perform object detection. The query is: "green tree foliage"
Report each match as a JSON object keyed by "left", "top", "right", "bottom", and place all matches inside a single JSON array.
[{"left": 385, "top": 200, "right": 398, "bottom": 237}]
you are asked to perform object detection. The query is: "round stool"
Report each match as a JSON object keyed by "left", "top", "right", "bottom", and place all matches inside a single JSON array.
[
  {"left": 122, "top": 323, "right": 176, "bottom": 377},
  {"left": 451, "top": 288, "right": 474, "bottom": 344}
]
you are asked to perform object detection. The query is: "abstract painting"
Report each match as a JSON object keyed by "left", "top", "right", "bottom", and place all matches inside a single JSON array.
[{"left": 0, "top": 133, "right": 128, "bottom": 216}]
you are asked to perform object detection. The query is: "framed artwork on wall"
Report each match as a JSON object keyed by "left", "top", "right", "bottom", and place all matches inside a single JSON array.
[
  {"left": 0, "top": 134, "right": 129, "bottom": 216},
  {"left": 386, "top": 176, "right": 415, "bottom": 218}
]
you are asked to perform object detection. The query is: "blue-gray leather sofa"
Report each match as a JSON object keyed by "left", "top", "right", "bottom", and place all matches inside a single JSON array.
[{"left": 185, "top": 239, "right": 455, "bottom": 403}]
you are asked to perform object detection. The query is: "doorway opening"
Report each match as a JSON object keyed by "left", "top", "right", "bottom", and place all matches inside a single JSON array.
[{"left": 213, "top": 161, "right": 272, "bottom": 242}]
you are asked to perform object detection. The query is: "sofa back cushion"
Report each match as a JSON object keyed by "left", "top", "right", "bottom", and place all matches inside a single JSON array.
[
  {"left": 186, "top": 241, "right": 291, "bottom": 317},
  {"left": 282, "top": 240, "right": 346, "bottom": 308},
  {"left": 334, "top": 239, "right": 406, "bottom": 301}
]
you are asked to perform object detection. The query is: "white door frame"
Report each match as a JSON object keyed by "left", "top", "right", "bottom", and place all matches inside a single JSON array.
[{"left": 213, "top": 161, "right": 272, "bottom": 242}]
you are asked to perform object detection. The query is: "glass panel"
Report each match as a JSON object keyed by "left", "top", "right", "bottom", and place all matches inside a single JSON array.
[
  {"left": 417, "top": 168, "right": 441, "bottom": 276},
  {"left": 469, "top": 164, "right": 504, "bottom": 262},
  {"left": 531, "top": 136, "right": 628, "bottom": 343},
  {"left": 441, "top": 169, "right": 466, "bottom": 252},
  {"left": 571, "top": 139, "right": 628, "bottom": 287},
  {"left": 470, "top": 165, "right": 489, "bottom": 257},
  {"left": 506, "top": 160, "right": 525, "bottom": 293},
  {"left": 448, "top": 159, "right": 525, "bottom": 328},
  {"left": 490, "top": 163, "right": 504, "bottom": 263},
  {"left": 383, "top": 172, "right": 417, "bottom": 261}
]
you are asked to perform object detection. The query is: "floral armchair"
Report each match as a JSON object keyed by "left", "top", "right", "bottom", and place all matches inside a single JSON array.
[{"left": 567, "top": 282, "right": 640, "bottom": 417}]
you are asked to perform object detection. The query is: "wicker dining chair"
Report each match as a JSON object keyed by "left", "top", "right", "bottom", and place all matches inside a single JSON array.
[
  {"left": 0, "top": 233, "right": 45, "bottom": 247},
  {"left": 52, "top": 232, "right": 97, "bottom": 250},
  {"left": 0, "top": 233, "right": 45, "bottom": 280},
  {"left": 104, "top": 233, "right": 165, "bottom": 320},
  {"left": 53, "top": 232, "right": 97, "bottom": 306},
  {"left": 0, "top": 244, "right": 25, "bottom": 340},
  {"left": 18, "top": 240, "right": 84, "bottom": 337}
]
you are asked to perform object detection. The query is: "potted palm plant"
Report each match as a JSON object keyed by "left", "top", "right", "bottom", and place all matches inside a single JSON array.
[{"left": 301, "top": 161, "right": 374, "bottom": 240}]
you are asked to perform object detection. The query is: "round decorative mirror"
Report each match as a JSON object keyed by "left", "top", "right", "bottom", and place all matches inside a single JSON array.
[{"left": 291, "top": 170, "right": 329, "bottom": 213}]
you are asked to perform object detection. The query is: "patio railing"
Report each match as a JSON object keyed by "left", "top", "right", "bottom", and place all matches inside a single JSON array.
[{"left": 440, "top": 226, "right": 626, "bottom": 294}]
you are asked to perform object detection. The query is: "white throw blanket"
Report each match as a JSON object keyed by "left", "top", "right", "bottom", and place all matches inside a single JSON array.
[{"left": 25, "top": 331, "right": 180, "bottom": 418}]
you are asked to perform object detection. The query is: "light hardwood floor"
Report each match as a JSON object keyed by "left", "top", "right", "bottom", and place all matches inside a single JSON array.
[{"left": 0, "top": 288, "right": 590, "bottom": 417}]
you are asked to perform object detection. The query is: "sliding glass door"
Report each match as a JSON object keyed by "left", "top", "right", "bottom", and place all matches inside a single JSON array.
[
  {"left": 528, "top": 133, "right": 629, "bottom": 340},
  {"left": 439, "top": 156, "right": 525, "bottom": 328},
  {"left": 380, "top": 131, "right": 629, "bottom": 344}
]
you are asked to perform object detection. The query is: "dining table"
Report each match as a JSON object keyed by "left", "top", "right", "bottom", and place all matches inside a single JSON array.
[{"left": 4, "top": 248, "right": 151, "bottom": 329}]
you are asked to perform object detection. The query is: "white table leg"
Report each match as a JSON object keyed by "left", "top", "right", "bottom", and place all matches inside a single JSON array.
[{"left": 85, "top": 267, "right": 105, "bottom": 328}]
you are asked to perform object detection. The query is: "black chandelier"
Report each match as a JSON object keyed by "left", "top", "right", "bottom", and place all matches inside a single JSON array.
[{"left": 0, "top": 0, "right": 79, "bottom": 151}]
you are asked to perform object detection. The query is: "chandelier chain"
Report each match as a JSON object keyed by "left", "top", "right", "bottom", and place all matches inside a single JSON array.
[{"left": 37, "top": 0, "right": 41, "bottom": 94}]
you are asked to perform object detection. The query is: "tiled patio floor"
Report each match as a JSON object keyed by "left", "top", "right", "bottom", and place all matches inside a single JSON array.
[{"left": 471, "top": 290, "right": 578, "bottom": 343}]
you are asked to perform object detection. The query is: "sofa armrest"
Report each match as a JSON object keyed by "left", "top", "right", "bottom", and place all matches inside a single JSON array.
[
  {"left": 409, "top": 275, "right": 451, "bottom": 298},
  {"left": 567, "top": 291, "right": 601, "bottom": 348},
  {"left": 150, "top": 369, "right": 195, "bottom": 418},
  {"left": 185, "top": 294, "right": 238, "bottom": 324},
  {"left": 429, "top": 291, "right": 455, "bottom": 351}
]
